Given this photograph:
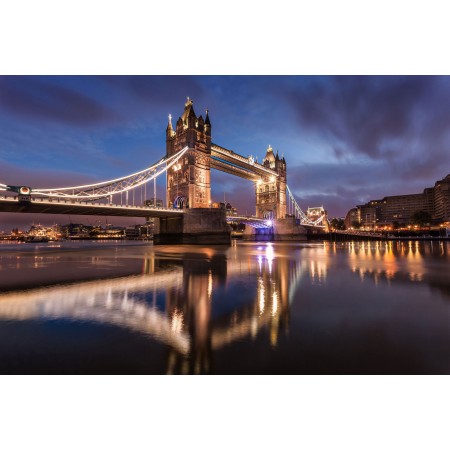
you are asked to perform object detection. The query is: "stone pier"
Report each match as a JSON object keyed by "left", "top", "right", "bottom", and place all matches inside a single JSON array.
[
  {"left": 153, "top": 208, "right": 231, "bottom": 245},
  {"left": 242, "top": 217, "right": 307, "bottom": 242}
]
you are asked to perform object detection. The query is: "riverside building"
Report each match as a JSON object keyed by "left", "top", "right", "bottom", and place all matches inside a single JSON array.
[{"left": 345, "top": 174, "right": 450, "bottom": 229}]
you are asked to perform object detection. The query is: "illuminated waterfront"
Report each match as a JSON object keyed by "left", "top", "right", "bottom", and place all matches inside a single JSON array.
[{"left": 0, "top": 240, "right": 449, "bottom": 374}]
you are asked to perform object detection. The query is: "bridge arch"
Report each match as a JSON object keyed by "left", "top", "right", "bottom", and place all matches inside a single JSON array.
[{"left": 173, "top": 196, "right": 188, "bottom": 209}]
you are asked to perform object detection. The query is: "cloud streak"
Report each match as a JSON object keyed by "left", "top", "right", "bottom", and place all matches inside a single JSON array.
[{"left": 0, "top": 76, "right": 119, "bottom": 126}]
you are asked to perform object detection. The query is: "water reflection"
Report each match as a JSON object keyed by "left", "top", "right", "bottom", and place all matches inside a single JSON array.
[
  {"left": 0, "top": 240, "right": 449, "bottom": 374},
  {"left": 0, "top": 243, "right": 299, "bottom": 374},
  {"left": 161, "top": 245, "right": 293, "bottom": 374},
  {"left": 345, "top": 240, "right": 449, "bottom": 291}
]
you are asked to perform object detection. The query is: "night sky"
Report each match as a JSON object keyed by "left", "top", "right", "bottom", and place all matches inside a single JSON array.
[{"left": 1, "top": 75, "right": 449, "bottom": 229}]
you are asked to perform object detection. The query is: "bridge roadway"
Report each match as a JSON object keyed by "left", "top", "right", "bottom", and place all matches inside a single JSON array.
[{"left": 0, "top": 195, "right": 184, "bottom": 218}]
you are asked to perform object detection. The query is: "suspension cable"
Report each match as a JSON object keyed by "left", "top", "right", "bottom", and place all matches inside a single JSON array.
[
  {"left": 286, "top": 184, "right": 326, "bottom": 227},
  {"left": 30, "top": 146, "right": 189, "bottom": 200}
]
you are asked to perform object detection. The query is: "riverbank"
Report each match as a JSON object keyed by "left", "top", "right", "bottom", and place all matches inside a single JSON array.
[{"left": 309, "top": 232, "right": 450, "bottom": 242}]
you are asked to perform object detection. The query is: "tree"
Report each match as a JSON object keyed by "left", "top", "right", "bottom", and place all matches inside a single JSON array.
[
  {"left": 330, "top": 218, "right": 346, "bottom": 230},
  {"left": 411, "top": 210, "right": 431, "bottom": 227},
  {"left": 392, "top": 221, "right": 400, "bottom": 230},
  {"left": 330, "top": 218, "right": 339, "bottom": 230},
  {"left": 351, "top": 220, "right": 361, "bottom": 229},
  {"left": 337, "top": 218, "right": 346, "bottom": 230}
]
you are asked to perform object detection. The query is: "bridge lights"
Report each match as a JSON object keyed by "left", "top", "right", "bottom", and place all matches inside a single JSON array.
[
  {"left": 266, "top": 219, "right": 273, "bottom": 227},
  {"left": 173, "top": 163, "right": 182, "bottom": 202}
]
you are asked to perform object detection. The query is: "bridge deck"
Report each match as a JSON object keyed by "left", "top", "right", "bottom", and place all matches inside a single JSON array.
[{"left": 0, "top": 196, "right": 184, "bottom": 218}]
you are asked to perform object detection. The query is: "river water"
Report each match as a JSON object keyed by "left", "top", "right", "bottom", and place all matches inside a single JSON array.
[{"left": 0, "top": 239, "right": 448, "bottom": 374}]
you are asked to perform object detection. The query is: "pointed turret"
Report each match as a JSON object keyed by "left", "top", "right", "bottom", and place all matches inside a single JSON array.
[
  {"left": 204, "top": 109, "right": 211, "bottom": 136},
  {"left": 197, "top": 115, "right": 204, "bottom": 132},
  {"left": 176, "top": 116, "right": 183, "bottom": 130},
  {"left": 166, "top": 113, "right": 175, "bottom": 138},
  {"left": 263, "top": 145, "right": 276, "bottom": 169},
  {"left": 181, "top": 97, "right": 197, "bottom": 128}
]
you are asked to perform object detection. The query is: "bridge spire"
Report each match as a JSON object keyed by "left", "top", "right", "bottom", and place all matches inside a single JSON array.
[
  {"left": 204, "top": 109, "right": 211, "bottom": 136},
  {"left": 166, "top": 113, "right": 175, "bottom": 138}
]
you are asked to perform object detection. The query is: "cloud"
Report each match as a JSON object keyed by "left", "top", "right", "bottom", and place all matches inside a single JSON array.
[
  {"left": 0, "top": 160, "right": 95, "bottom": 189},
  {"left": 0, "top": 76, "right": 119, "bottom": 126},
  {"left": 282, "top": 76, "right": 450, "bottom": 160}
]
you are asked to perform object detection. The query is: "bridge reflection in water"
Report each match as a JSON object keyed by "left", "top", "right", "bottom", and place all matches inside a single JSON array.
[
  {"left": 0, "top": 240, "right": 448, "bottom": 374},
  {"left": 0, "top": 244, "right": 303, "bottom": 374}
]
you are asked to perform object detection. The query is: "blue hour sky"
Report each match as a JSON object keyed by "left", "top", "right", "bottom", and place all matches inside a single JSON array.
[{"left": 1, "top": 75, "right": 449, "bottom": 228}]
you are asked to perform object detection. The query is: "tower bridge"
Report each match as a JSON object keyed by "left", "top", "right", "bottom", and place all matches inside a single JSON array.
[{"left": 0, "top": 98, "right": 327, "bottom": 243}]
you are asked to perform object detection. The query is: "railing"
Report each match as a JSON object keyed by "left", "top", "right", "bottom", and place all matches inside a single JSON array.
[{"left": 0, "top": 195, "right": 183, "bottom": 213}]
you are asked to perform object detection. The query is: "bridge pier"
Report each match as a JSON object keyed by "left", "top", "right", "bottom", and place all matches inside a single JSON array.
[
  {"left": 242, "top": 218, "right": 307, "bottom": 242},
  {"left": 153, "top": 208, "right": 231, "bottom": 245},
  {"left": 273, "top": 218, "right": 308, "bottom": 241}
]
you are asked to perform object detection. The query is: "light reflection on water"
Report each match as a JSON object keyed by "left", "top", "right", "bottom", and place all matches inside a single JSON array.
[{"left": 0, "top": 240, "right": 449, "bottom": 374}]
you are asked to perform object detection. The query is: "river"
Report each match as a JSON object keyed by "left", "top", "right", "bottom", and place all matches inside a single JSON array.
[{"left": 0, "top": 239, "right": 449, "bottom": 374}]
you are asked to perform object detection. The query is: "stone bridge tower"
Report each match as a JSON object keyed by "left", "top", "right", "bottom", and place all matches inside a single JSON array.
[
  {"left": 166, "top": 98, "right": 211, "bottom": 209},
  {"left": 255, "top": 145, "right": 287, "bottom": 219}
]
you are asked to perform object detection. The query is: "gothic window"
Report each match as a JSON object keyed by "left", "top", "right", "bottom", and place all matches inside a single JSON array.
[{"left": 265, "top": 185, "right": 269, "bottom": 192}]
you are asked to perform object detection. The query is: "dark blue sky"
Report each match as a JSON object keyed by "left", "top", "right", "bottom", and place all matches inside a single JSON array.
[{"left": 1, "top": 75, "right": 449, "bottom": 228}]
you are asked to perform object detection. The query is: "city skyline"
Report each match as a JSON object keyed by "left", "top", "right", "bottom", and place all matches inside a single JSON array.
[{"left": 1, "top": 75, "right": 449, "bottom": 227}]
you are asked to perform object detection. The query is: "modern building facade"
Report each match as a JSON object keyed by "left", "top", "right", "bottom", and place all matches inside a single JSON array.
[{"left": 345, "top": 174, "right": 450, "bottom": 228}]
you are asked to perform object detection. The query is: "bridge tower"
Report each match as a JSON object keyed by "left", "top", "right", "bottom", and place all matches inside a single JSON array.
[
  {"left": 166, "top": 98, "right": 211, "bottom": 209},
  {"left": 255, "top": 145, "right": 287, "bottom": 219}
]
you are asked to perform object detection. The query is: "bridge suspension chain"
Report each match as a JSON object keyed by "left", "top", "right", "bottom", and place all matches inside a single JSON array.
[
  {"left": 286, "top": 184, "right": 326, "bottom": 227},
  {"left": 27, "top": 146, "right": 189, "bottom": 200}
]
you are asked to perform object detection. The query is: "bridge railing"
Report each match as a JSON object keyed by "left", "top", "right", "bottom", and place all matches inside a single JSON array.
[{"left": 1, "top": 195, "right": 182, "bottom": 213}]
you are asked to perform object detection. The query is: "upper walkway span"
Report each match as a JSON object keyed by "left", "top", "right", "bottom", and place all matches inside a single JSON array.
[{"left": 211, "top": 144, "right": 279, "bottom": 181}]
